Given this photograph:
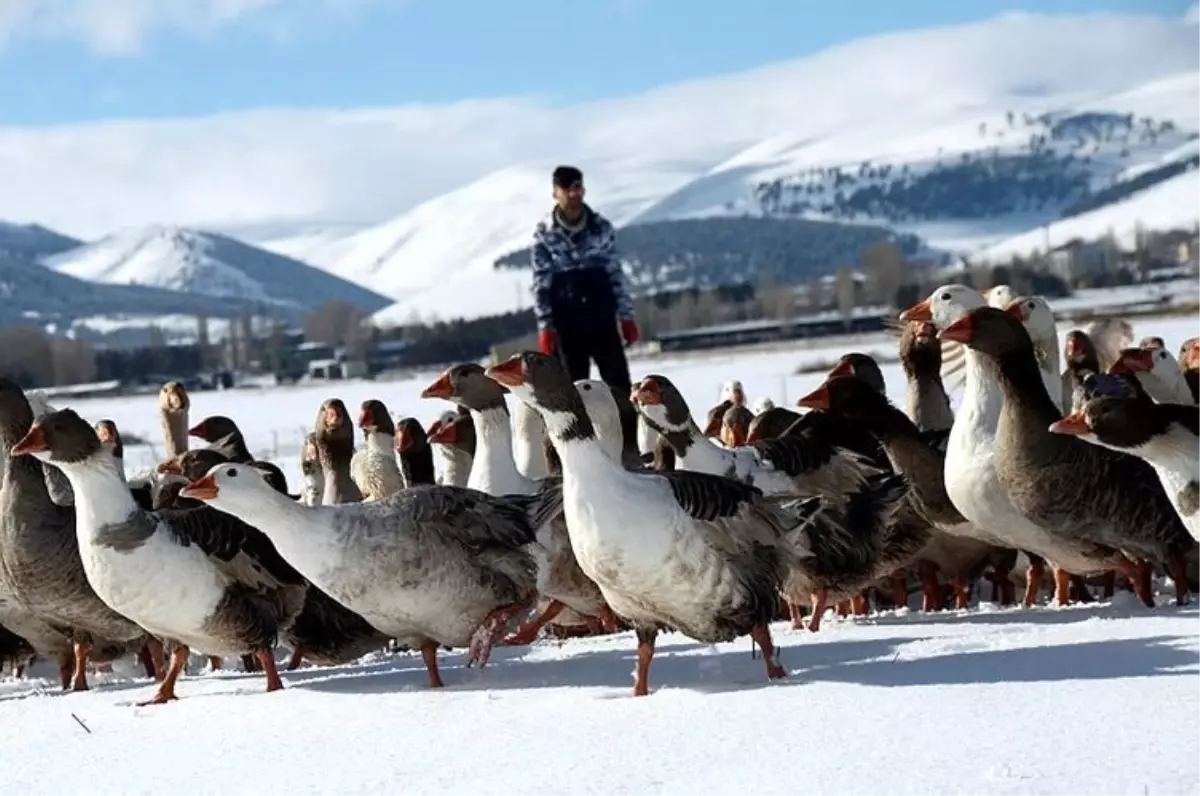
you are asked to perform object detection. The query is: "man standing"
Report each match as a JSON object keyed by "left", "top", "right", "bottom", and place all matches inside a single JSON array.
[{"left": 530, "top": 165, "right": 640, "bottom": 394}]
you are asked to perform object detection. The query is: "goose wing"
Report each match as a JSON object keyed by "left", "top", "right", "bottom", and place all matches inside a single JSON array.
[{"left": 157, "top": 507, "right": 306, "bottom": 591}]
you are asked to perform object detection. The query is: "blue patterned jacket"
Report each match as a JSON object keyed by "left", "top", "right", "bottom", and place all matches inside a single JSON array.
[{"left": 530, "top": 205, "right": 635, "bottom": 332}]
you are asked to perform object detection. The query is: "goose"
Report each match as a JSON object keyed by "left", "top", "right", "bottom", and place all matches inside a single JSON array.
[
  {"left": 1003, "top": 296, "right": 1063, "bottom": 412},
  {"left": 901, "top": 286, "right": 1124, "bottom": 606},
  {"left": 745, "top": 406, "right": 802, "bottom": 444},
  {"left": 300, "top": 433, "right": 323, "bottom": 507},
  {"left": 938, "top": 284, "right": 1014, "bottom": 395},
  {"left": 394, "top": 417, "right": 436, "bottom": 487},
  {"left": 158, "top": 381, "right": 191, "bottom": 461},
  {"left": 1179, "top": 337, "right": 1198, "bottom": 403},
  {"left": 721, "top": 380, "right": 746, "bottom": 407},
  {"left": 0, "top": 622, "right": 36, "bottom": 677},
  {"left": 422, "top": 365, "right": 614, "bottom": 641},
  {"left": 940, "top": 307, "right": 1194, "bottom": 605},
  {"left": 751, "top": 397, "right": 776, "bottom": 415},
  {"left": 188, "top": 415, "right": 254, "bottom": 465},
  {"left": 1141, "top": 336, "right": 1166, "bottom": 350},
  {"left": 719, "top": 405, "right": 755, "bottom": 448},
  {"left": 483, "top": 351, "right": 826, "bottom": 695},
  {"left": 1126, "top": 346, "right": 1195, "bottom": 405},
  {"left": 427, "top": 412, "right": 475, "bottom": 487},
  {"left": 899, "top": 320, "right": 955, "bottom": 433},
  {"left": 1062, "top": 330, "right": 1104, "bottom": 413},
  {"left": 512, "top": 399, "right": 551, "bottom": 481},
  {"left": 351, "top": 400, "right": 404, "bottom": 500},
  {"left": 12, "top": 408, "right": 307, "bottom": 704},
  {"left": 1050, "top": 397, "right": 1199, "bottom": 542},
  {"left": 1085, "top": 317, "right": 1135, "bottom": 372},
  {"left": 314, "top": 400, "right": 363, "bottom": 505},
  {"left": 179, "top": 464, "right": 540, "bottom": 686},
  {"left": 0, "top": 596, "right": 75, "bottom": 688},
  {"left": 702, "top": 399, "right": 734, "bottom": 440},
  {"left": 25, "top": 391, "right": 74, "bottom": 507},
  {"left": 0, "top": 380, "right": 156, "bottom": 691}
]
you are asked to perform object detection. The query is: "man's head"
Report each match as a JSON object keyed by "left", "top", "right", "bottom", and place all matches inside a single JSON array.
[{"left": 552, "top": 165, "right": 585, "bottom": 214}]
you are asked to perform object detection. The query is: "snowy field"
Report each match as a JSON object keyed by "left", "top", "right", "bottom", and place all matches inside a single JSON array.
[{"left": 4, "top": 310, "right": 1198, "bottom": 795}]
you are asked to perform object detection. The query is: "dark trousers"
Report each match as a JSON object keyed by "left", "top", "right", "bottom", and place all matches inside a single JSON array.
[{"left": 555, "top": 321, "right": 640, "bottom": 463}]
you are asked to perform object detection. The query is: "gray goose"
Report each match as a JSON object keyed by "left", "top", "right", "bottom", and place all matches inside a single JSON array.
[
  {"left": 352, "top": 400, "right": 404, "bottom": 499},
  {"left": 188, "top": 415, "right": 254, "bottom": 465},
  {"left": 313, "top": 400, "right": 363, "bottom": 505},
  {"left": 178, "top": 462, "right": 540, "bottom": 687},
  {"left": 484, "top": 351, "right": 824, "bottom": 696},
  {"left": 13, "top": 408, "right": 307, "bottom": 704},
  {"left": 394, "top": 418, "right": 437, "bottom": 488},
  {"left": 300, "top": 433, "right": 322, "bottom": 507},
  {"left": 0, "top": 380, "right": 159, "bottom": 691},
  {"left": 426, "top": 410, "right": 474, "bottom": 487},
  {"left": 941, "top": 307, "right": 1194, "bottom": 606}
]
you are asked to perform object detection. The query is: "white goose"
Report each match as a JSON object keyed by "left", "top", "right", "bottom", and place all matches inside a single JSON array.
[
  {"left": 427, "top": 411, "right": 474, "bottom": 488},
  {"left": 1003, "top": 296, "right": 1063, "bottom": 412},
  {"left": 484, "top": 351, "right": 822, "bottom": 696},
  {"left": 350, "top": 399, "right": 404, "bottom": 500}
]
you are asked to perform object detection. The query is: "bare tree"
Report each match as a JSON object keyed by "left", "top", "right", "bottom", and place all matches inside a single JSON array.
[
  {"left": 305, "top": 301, "right": 368, "bottom": 355},
  {"left": 859, "top": 240, "right": 906, "bottom": 308},
  {"left": 834, "top": 267, "right": 856, "bottom": 321}
]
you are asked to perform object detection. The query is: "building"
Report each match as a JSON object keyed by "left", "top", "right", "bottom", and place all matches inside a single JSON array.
[{"left": 654, "top": 307, "right": 891, "bottom": 353}]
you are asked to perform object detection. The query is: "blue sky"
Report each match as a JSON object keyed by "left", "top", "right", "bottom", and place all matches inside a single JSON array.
[{"left": 0, "top": 0, "right": 1191, "bottom": 126}]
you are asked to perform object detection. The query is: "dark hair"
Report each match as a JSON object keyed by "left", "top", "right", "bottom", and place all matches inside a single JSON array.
[{"left": 552, "top": 165, "right": 583, "bottom": 188}]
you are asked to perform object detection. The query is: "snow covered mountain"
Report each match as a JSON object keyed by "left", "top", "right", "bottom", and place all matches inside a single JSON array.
[
  {"left": 0, "top": 221, "right": 81, "bottom": 259},
  {"left": 254, "top": 10, "right": 1198, "bottom": 325},
  {"left": 44, "top": 226, "right": 391, "bottom": 315}
]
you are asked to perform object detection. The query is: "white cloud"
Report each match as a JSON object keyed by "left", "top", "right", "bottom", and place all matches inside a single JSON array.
[
  {"left": 1186, "top": 2, "right": 1199, "bottom": 24},
  {"left": 0, "top": 0, "right": 373, "bottom": 55}
]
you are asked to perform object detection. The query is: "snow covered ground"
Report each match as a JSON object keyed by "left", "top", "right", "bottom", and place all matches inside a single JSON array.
[{"left": 5, "top": 310, "right": 1199, "bottom": 795}]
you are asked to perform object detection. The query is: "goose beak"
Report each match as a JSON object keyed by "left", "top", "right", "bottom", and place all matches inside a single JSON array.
[
  {"left": 827, "top": 360, "right": 854, "bottom": 379},
  {"left": 427, "top": 421, "right": 456, "bottom": 445},
  {"left": 1003, "top": 301, "right": 1026, "bottom": 321},
  {"left": 796, "top": 383, "right": 831, "bottom": 411},
  {"left": 1064, "top": 335, "right": 1082, "bottom": 359},
  {"left": 156, "top": 459, "right": 182, "bottom": 475},
  {"left": 483, "top": 357, "right": 525, "bottom": 388},
  {"left": 180, "top": 474, "right": 219, "bottom": 501},
  {"left": 702, "top": 412, "right": 723, "bottom": 438},
  {"left": 187, "top": 421, "right": 207, "bottom": 439},
  {"left": 95, "top": 422, "right": 116, "bottom": 444},
  {"left": 10, "top": 425, "right": 47, "bottom": 456},
  {"left": 357, "top": 406, "right": 372, "bottom": 428},
  {"left": 939, "top": 314, "right": 974, "bottom": 344},
  {"left": 630, "top": 378, "right": 662, "bottom": 406},
  {"left": 898, "top": 298, "right": 932, "bottom": 323},
  {"left": 420, "top": 371, "right": 454, "bottom": 399},
  {"left": 1049, "top": 412, "right": 1090, "bottom": 436},
  {"left": 1115, "top": 349, "right": 1154, "bottom": 373},
  {"left": 394, "top": 426, "right": 411, "bottom": 452}
]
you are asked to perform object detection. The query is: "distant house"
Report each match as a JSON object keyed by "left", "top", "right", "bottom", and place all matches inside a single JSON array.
[
  {"left": 1046, "top": 238, "right": 1112, "bottom": 282},
  {"left": 307, "top": 358, "right": 368, "bottom": 380}
]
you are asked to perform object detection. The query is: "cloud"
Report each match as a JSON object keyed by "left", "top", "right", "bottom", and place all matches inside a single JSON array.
[
  {"left": 0, "top": 0, "right": 374, "bottom": 55},
  {"left": 1186, "top": 3, "right": 1199, "bottom": 24}
]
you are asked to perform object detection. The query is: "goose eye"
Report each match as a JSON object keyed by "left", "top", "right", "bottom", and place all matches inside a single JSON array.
[
  {"left": 227, "top": 468, "right": 238, "bottom": 478},
  {"left": 940, "top": 292, "right": 951, "bottom": 301}
]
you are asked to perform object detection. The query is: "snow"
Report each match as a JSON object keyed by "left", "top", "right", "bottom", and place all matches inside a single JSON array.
[
  {"left": 4, "top": 309, "right": 1198, "bottom": 794},
  {"left": 975, "top": 168, "right": 1200, "bottom": 262}
]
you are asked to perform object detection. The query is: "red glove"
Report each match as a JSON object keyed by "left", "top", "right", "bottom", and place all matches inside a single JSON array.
[
  {"left": 537, "top": 328, "right": 557, "bottom": 355},
  {"left": 620, "top": 319, "right": 640, "bottom": 346}
]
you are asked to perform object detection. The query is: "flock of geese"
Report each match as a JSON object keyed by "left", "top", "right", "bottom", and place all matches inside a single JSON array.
[{"left": 0, "top": 282, "right": 1197, "bottom": 703}]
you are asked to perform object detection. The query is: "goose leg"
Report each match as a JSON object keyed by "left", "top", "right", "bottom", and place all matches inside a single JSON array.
[
  {"left": 71, "top": 637, "right": 92, "bottom": 692},
  {"left": 595, "top": 605, "right": 623, "bottom": 634},
  {"left": 208, "top": 656, "right": 222, "bottom": 671},
  {"left": 254, "top": 650, "right": 284, "bottom": 692},
  {"left": 632, "top": 627, "right": 657, "bottom": 697},
  {"left": 140, "top": 645, "right": 189, "bottom": 705},
  {"left": 952, "top": 578, "right": 969, "bottom": 610},
  {"left": 1113, "top": 557, "right": 1154, "bottom": 608},
  {"left": 1166, "top": 554, "right": 1190, "bottom": 606},
  {"left": 835, "top": 600, "right": 851, "bottom": 618},
  {"left": 285, "top": 647, "right": 305, "bottom": 671},
  {"left": 748, "top": 625, "right": 787, "bottom": 680},
  {"left": 467, "top": 598, "right": 533, "bottom": 668},
  {"left": 420, "top": 642, "right": 444, "bottom": 689},
  {"left": 851, "top": 592, "right": 868, "bottom": 616},
  {"left": 1023, "top": 557, "right": 1046, "bottom": 607},
  {"left": 1052, "top": 568, "right": 1071, "bottom": 606},
  {"left": 808, "top": 589, "right": 829, "bottom": 632},
  {"left": 787, "top": 599, "right": 805, "bottom": 630},
  {"left": 918, "top": 564, "right": 942, "bottom": 612},
  {"left": 1069, "top": 575, "right": 1093, "bottom": 603},
  {"left": 58, "top": 655, "right": 73, "bottom": 690},
  {"left": 504, "top": 599, "right": 565, "bottom": 646},
  {"left": 1099, "top": 570, "right": 1116, "bottom": 599},
  {"left": 241, "top": 654, "right": 261, "bottom": 672},
  {"left": 889, "top": 576, "right": 909, "bottom": 610}
]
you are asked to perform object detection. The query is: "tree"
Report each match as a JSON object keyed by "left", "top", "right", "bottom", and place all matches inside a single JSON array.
[
  {"left": 859, "top": 240, "right": 906, "bottom": 308},
  {"left": 305, "top": 301, "right": 368, "bottom": 355},
  {"left": 834, "top": 267, "right": 856, "bottom": 321}
]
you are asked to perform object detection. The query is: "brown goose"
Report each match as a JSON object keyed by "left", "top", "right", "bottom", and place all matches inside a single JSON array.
[
  {"left": 0, "top": 380, "right": 158, "bottom": 691},
  {"left": 745, "top": 406, "right": 802, "bottom": 444},
  {"left": 300, "top": 433, "right": 322, "bottom": 507},
  {"left": 13, "top": 409, "right": 307, "bottom": 704},
  {"left": 314, "top": 400, "right": 363, "bottom": 505},
  {"left": 352, "top": 400, "right": 404, "bottom": 499},
  {"left": 940, "top": 307, "right": 1194, "bottom": 606},
  {"left": 426, "top": 411, "right": 475, "bottom": 487},
  {"left": 719, "top": 405, "right": 754, "bottom": 448}
]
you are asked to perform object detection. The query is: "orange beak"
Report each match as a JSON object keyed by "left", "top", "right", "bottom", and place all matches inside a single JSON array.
[
  {"left": 796, "top": 383, "right": 831, "bottom": 411},
  {"left": 10, "top": 425, "right": 48, "bottom": 456},
  {"left": 722, "top": 423, "right": 747, "bottom": 448},
  {"left": 827, "top": 360, "right": 854, "bottom": 380},
  {"left": 1184, "top": 339, "right": 1200, "bottom": 370},
  {"left": 1003, "top": 301, "right": 1026, "bottom": 321},
  {"left": 898, "top": 298, "right": 932, "bottom": 323},
  {"left": 1048, "top": 412, "right": 1091, "bottom": 436},
  {"left": 421, "top": 370, "right": 454, "bottom": 399},
  {"left": 187, "top": 421, "right": 207, "bottom": 438},
  {"left": 483, "top": 356, "right": 525, "bottom": 389},
  {"left": 156, "top": 459, "right": 183, "bottom": 475},
  {"left": 744, "top": 426, "right": 762, "bottom": 444},
  {"left": 630, "top": 378, "right": 662, "bottom": 406},
  {"left": 180, "top": 474, "right": 218, "bottom": 501},
  {"left": 939, "top": 314, "right": 974, "bottom": 344},
  {"left": 428, "top": 421, "right": 457, "bottom": 445},
  {"left": 702, "top": 410, "right": 723, "bottom": 438},
  {"left": 1113, "top": 349, "right": 1154, "bottom": 373},
  {"left": 95, "top": 422, "right": 116, "bottom": 444},
  {"left": 1064, "top": 334, "right": 1083, "bottom": 359},
  {"left": 394, "top": 426, "right": 411, "bottom": 452},
  {"left": 357, "top": 405, "right": 372, "bottom": 428}
]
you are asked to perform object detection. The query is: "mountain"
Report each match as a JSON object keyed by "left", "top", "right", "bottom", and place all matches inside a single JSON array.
[
  {"left": 257, "top": 11, "right": 1198, "bottom": 324},
  {"left": 43, "top": 226, "right": 391, "bottom": 315},
  {"left": 0, "top": 221, "right": 81, "bottom": 259}
]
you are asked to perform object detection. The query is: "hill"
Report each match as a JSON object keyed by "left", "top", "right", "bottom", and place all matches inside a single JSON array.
[
  {"left": 493, "top": 216, "right": 925, "bottom": 291},
  {"left": 256, "top": 11, "right": 1197, "bottom": 323},
  {"left": 44, "top": 226, "right": 391, "bottom": 315},
  {"left": 0, "top": 221, "right": 81, "bottom": 259}
]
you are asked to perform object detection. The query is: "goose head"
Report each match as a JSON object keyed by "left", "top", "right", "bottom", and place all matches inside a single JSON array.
[
  {"left": 702, "top": 400, "right": 733, "bottom": 437},
  {"left": 574, "top": 379, "right": 623, "bottom": 461},
  {"left": 180, "top": 462, "right": 284, "bottom": 513},
  {"left": 300, "top": 432, "right": 321, "bottom": 476},
  {"left": 1108, "top": 347, "right": 1154, "bottom": 376},
  {"left": 188, "top": 415, "right": 239, "bottom": 444},
  {"left": 898, "top": 320, "right": 942, "bottom": 379},
  {"left": 315, "top": 399, "right": 354, "bottom": 444},
  {"left": 1005, "top": 296, "right": 1056, "bottom": 341},
  {"left": 94, "top": 419, "right": 125, "bottom": 460},
  {"left": 394, "top": 417, "right": 429, "bottom": 454},
  {"left": 427, "top": 412, "right": 477, "bottom": 456},
  {"left": 629, "top": 375, "right": 693, "bottom": 436},
  {"left": 158, "top": 381, "right": 190, "bottom": 416},
  {"left": 358, "top": 399, "right": 395, "bottom": 439},
  {"left": 720, "top": 380, "right": 746, "bottom": 407},
  {"left": 157, "top": 447, "right": 229, "bottom": 481},
  {"left": 1064, "top": 330, "right": 1100, "bottom": 373},
  {"left": 827, "top": 352, "right": 886, "bottom": 396},
  {"left": 0, "top": 378, "right": 36, "bottom": 441},
  {"left": 720, "top": 404, "right": 754, "bottom": 448},
  {"left": 900, "top": 284, "right": 987, "bottom": 330},
  {"left": 10, "top": 409, "right": 102, "bottom": 467},
  {"left": 939, "top": 305, "right": 1034, "bottom": 360},
  {"left": 483, "top": 352, "right": 593, "bottom": 436},
  {"left": 1141, "top": 336, "right": 1165, "bottom": 350},
  {"left": 986, "top": 284, "right": 1016, "bottom": 309},
  {"left": 745, "top": 406, "right": 801, "bottom": 443},
  {"left": 421, "top": 363, "right": 508, "bottom": 412},
  {"left": 1180, "top": 337, "right": 1199, "bottom": 373},
  {"left": 751, "top": 396, "right": 775, "bottom": 415},
  {"left": 1048, "top": 396, "right": 1166, "bottom": 453},
  {"left": 797, "top": 374, "right": 889, "bottom": 419}
]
